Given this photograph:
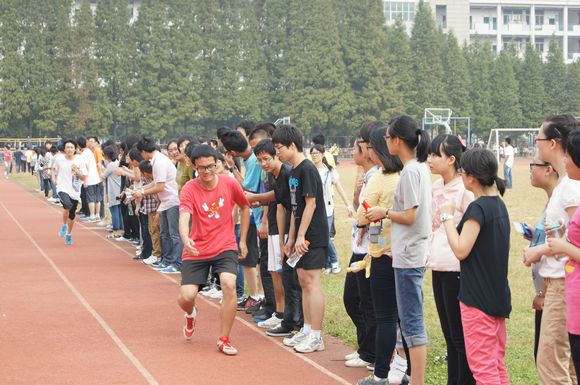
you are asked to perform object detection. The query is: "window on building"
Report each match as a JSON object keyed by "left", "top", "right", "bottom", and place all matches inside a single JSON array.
[
  {"left": 383, "top": 1, "right": 415, "bottom": 22},
  {"left": 535, "top": 39, "right": 544, "bottom": 52},
  {"left": 484, "top": 16, "right": 490, "bottom": 24},
  {"left": 549, "top": 17, "right": 556, "bottom": 25}
]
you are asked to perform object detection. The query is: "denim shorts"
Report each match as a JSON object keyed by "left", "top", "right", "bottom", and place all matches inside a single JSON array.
[{"left": 394, "top": 267, "right": 428, "bottom": 347}]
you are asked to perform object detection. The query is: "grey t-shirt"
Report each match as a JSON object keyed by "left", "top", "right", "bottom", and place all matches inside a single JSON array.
[
  {"left": 102, "top": 160, "right": 122, "bottom": 207},
  {"left": 391, "top": 159, "right": 432, "bottom": 268}
]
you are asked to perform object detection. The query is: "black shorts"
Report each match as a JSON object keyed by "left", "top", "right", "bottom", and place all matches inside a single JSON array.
[
  {"left": 181, "top": 250, "right": 239, "bottom": 286},
  {"left": 58, "top": 192, "right": 79, "bottom": 220},
  {"left": 86, "top": 183, "right": 102, "bottom": 203},
  {"left": 295, "top": 247, "right": 327, "bottom": 270},
  {"left": 238, "top": 224, "right": 259, "bottom": 268}
]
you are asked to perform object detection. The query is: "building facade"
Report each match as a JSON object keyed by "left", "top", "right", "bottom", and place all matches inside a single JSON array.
[{"left": 384, "top": 0, "right": 580, "bottom": 62}]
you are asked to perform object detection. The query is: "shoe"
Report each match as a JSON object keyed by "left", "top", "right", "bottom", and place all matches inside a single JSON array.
[
  {"left": 244, "top": 297, "right": 263, "bottom": 314},
  {"left": 80, "top": 216, "right": 91, "bottom": 221},
  {"left": 183, "top": 309, "right": 197, "bottom": 340},
  {"left": 217, "top": 336, "right": 238, "bottom": 355},
  {"left": 258, "top": 314, "right": 283, "bottom": 329},
  {"left": 160, "top": 265, "right": 180, "bottom": 274},
  {"left": 345, "top": 351, "right": 359, "bottom": 361},
  {"left": 208, "top": 289, "right": 223, "bottom": 299},
  {"left": 266, "top": 325, "right": 294, "bottom": 337},
  {"left": 366, "top": 362, "right": 375, "bottom": 371},
  {"left": 97, "top": 220, "right": 109, "bottom": 227},
  {"left": 323, "top": 268, "right": 331, "bottom": 274},
  {"left": 357, "top": 374, "right": 388, "bottom": 385},
  {"left": 115, "top": 236, "right": 131, "bottom": 242},
  {"left": 152, "top": 262, "right": 168, "bottom": 270},
  {"left": 252, "top": 309, "right": 269, "bottom": 322},
  {"left": 88, "top": 217, "right": 100, "bottom": 223},
  {"left": 387, "top": 352, "right": 408, "bottom": 384},
  {"left": 58, "top": 224, "right": 67, "bottom": 238},
  {"left": 294, "top": 334, "right": 325, "bottom": 353},
  {"left": 236, "top": 296, "right": 248, "bottom": 311},
  {"left": 130, "top": 239, "right": 140, "bottom": 245},
  {"left": 201, "top": 285, "right": 219, "bottom": 297},
  {"left": 331, "top": 264, "right": 341, "bottom": 274},
  {"left": 65, "top": 234, "right": 72, "bottom": 245},
  {"left": 133, "top": 254, "right": 149, "bottom": 260},
  {"left": 346, "top": 357, "right": 371, "bottom": 368},
  {"left": 283, "top": 330, "right": 308, "bottom": 347},
  {"left": 143, "top": 255, "right": 160, "bottom": 265},
  {"left": 52, "top": 200, "right": 61, "bottom": 205}
]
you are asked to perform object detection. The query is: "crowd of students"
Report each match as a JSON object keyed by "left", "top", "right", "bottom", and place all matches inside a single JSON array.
[{"left": 7, "top": 114, "right": 580, "bottom": 385}]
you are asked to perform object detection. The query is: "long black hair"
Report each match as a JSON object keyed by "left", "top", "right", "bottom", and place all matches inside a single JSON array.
[
  {"left": 461, "top": 148, "right": 506, "bottom": 196},
  {"left": 428, "top": 134, "right": 466, "bottom": 171},
  {"left": 310, "top": 144, "right": 332, "bottom": 170},
  {"left": 388, "top": 115, "right": 430, "bottom": 162},
  {"left": 370, "top": 126, "right": 403, "bottom": 174}
]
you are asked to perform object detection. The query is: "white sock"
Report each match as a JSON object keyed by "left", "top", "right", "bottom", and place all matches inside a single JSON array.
[
  {"left": 302, "top": 324, "right": 311, "bottom": 334},
  {"left": 187, "top": 307, "right": 197, "bottom": 318},
  {"left": 311, "top": 329, "right": 321, "bottom": 339},
  {"left": 374, "top": 375, "right": 387, "bottom": 382},
  {"left": 250, "top": 295, "right": 261, "bottom": 301}
]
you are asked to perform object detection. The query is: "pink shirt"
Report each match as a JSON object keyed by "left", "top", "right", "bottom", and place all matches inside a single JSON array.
[
  {"left": 566, "top": 206, "right": 580, "bottom": 334},
  {"left": 151, "top": 151, "right": 179, "bottom": 212},
  {"left": 3, "top": 150, "right": 12, "bottom": 162},
  {"left": 426, "top": 176, "right": 474, "bottom": 271}
]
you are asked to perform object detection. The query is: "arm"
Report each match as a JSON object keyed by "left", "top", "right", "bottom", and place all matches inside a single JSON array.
[
  {"left": 547, "top": 237, "right": 580, "bottom": 263},
  {"left": 295, "top": 197, "right": 316, "bottom": 255},
  {"left": 179, "top": 211, "right": 198, "bottom": 257},
  {"left": 133, "top": 181, "right": 165, "bottom": 199},
  {"left": 224, "top": 153, "right": 244, "bottom": 185},
  {"left": 276, "top": 204, "right": 287, "bottom": 256},
  {"left": 334, "top": 180, "right": 354, "bottom": 217},
  {"left": 258, "top": 205, "right": 269, "bottom": 239},
  {"left": 245, "top": 190, "right": 276, "bottom": 204},
  {"left": 442, "top": 218, "right": 480, "bottom": 261},
  {"left": 284, "top": 212, "right": 296, "bottom": 257},
  {"left": 238, "top": 205, "right": 250, "bottom": 259}
]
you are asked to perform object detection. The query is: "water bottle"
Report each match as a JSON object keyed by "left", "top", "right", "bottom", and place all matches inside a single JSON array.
[
  {"left": 346, "top": 260, "right": 366, "bottom": 273},
  {"left": 286, "top": 240, "right": 310, "bottom": 268}
]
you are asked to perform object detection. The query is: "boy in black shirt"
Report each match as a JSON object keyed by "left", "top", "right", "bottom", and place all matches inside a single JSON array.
[{"left": 271, "top": 125, "right": 328, "bottom": 354}]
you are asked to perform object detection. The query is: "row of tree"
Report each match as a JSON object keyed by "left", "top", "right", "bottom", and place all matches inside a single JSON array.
[{"left": 0, "top": 0, "right": 578, "bottom": 140}]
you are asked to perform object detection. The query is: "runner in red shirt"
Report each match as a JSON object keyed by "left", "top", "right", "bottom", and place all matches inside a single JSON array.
[
  {"left": 177, "top": 144, "right": 250, "bottom": 355},
  {"left": 3, "top": 145, "right": 13, "bottom": 178}
]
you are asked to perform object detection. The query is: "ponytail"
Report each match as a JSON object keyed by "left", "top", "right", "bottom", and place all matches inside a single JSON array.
[
  {"left": 494, "top": 176, "right": 506, "bottom": 196},
  {"left": 388, "top": 115, "right": 431, "bottom": 163},
  {"left": 416, "top": 129, "right": 430, "bottom": 163}
]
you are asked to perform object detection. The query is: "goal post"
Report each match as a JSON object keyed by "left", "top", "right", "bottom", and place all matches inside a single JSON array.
[{"left": 487, "top": 128, "right": 540, "bottom": 163}]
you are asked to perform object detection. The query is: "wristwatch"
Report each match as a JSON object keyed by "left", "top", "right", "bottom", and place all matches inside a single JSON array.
[{"left": 440, "top": 213, "right": 453, "bottom": 222}]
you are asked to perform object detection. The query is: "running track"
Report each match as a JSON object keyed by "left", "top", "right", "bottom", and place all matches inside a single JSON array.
[{"left": 0, "top": 174, "right": 368, "bottom": 385}]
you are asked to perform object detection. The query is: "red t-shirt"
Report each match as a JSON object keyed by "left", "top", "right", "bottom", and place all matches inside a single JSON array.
[
  {"left": 179, "top": 174, "right": 249, "bottom": 260},
  {"left": 3, "top": 150, "right": 12, "bottom": 162}
]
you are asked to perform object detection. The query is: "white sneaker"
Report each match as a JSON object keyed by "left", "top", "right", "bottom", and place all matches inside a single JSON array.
[
  {"left": 345, "top": 357, "right": 371, "bottom": 368},
  {"left": 209, "top": 289, "right": 223, "bottom": 299},
  {"left": 323, "top": 268, "right": 331, "bottom": 274},
  {"left": 283, "top": 330, "right": 308, "bottom": 347},
  {"left": 142, "top": 255, "right": 160, "bottom": 265},
  {"left": 294, "top": 334, "right": 325, "bottom": 353},
  {"left": 345, "top": 351, "right": 359, "bottom": 361},
  {"left": 387, "top": 352, "right": 408, "bottom": 384},
  {"left": 331, "top": 265, "right": 341, "bottom": 274},
  {"left": 258, "top": 314, "right": 283, "bottom": 329}
]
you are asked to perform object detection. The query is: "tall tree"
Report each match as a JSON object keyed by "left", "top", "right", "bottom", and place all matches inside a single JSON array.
[
  {"left": 566, "top": 61, "right": 580, "bottom": 116},
  {"left": 442, "top": 32, "right": 471, "bottom": 118},
  {"left": 491, "top": 45, "right": 522, "bottom": 128},
  {"left": 409, "top": 0, "right": 448, "bottom": 120},
  {"left": 519, "top": 44, "right": 546, "bottom": 127},
  {"left": 465, "top": 40, "right": 496, "bottom": 134},
  {"left": 543, "top": 36, "right": 567, "bottom": 115},
  {"left": 385, "top": 18, "right": 414, "bottom": 116}
]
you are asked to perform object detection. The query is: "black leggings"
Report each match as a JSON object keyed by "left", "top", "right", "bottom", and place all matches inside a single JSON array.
[
  {"left": 42, "top": 178, "right": 51, "bottom": 197},
  {"left": 570, "top": 333, "right": 580, "bottom": 384}
]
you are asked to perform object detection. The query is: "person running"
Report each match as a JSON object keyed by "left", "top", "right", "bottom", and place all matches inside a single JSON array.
[
  {"left": 272, "top": 125, "right": 328, "bottom": 354},
  {"left": 52, "top": 139, "right": 87, "bottom": 245},
  {"left": 3, "top": 145, "right": 13, "bottom": 178},
  {"left": 177, "top": 144, "right": 250, "bottom": 355}
]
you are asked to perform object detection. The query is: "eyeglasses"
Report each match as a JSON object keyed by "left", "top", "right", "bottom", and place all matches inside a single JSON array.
[
  {"left": 529, "top": 162, "right": 550, "bottom": 170},
  {"left": 310, "top": 152, "right": 322, "bottom": 156},
  {"left": 367, "top": 146, "right": 373, "bottom": 150},
  {"left": 534, "top": 137, "right": 551, "bottom": 143},
  {"left": 258, "top": 156, "right": 274, "bottom": 164},
  {"left": 196, "top": 164, "right": 217, "bottom": 173},
  {"left": 274, "top": 144, "right": 286, "bottom": 151}
]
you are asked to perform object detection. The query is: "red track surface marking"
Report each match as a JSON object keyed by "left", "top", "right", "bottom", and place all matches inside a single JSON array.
[{"left": 0, "top": 175, "right": 367, "bottom": 385}]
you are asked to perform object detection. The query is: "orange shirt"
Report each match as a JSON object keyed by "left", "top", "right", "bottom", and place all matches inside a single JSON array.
[{"left": 93, "top": 146, "right": 104, "bottom": 165}]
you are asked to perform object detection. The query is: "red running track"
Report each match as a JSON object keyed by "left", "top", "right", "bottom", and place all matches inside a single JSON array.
[{"left": 0, "top": 175, "right": 368, "bottom": 385}]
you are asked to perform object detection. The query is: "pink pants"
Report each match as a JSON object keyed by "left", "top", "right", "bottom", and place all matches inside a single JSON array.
[{"left": 460, "top": 302, "right": 510, "bottom": 385}]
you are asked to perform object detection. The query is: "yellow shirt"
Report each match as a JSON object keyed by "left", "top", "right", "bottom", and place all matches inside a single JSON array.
[{"left": 356, "top": 171, "right": 399, "bottom": 257}]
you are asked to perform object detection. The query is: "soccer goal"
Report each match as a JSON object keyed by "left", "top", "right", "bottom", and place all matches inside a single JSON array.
[{"left": 487, "top": 128, "right": 540, "bottom": 163}]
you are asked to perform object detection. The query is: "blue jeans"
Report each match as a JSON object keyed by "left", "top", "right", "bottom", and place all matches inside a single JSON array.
[
  {"left": 503, "top": 165, "right": 512, "bottom": 189},
  {"left": 235, "top": 223, "right": 244, "bottom": 297},
  {"left": 394, "top": 267, "right": 428, "bottom": 348},
  {"left": 109, "top": 204, "right": 123, "bottom": 230},
  {"left": 49, "top": 179, "right": 57, "bottom": 198},
  {"left": 326, "top": 215, "right": 338, "bottom": 268},
  {"left": 160, "top": 205, "right": 183, "bottom": 269}
]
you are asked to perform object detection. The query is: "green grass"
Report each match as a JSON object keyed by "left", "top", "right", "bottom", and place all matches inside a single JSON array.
[
  {"left": 324, "top": 161, "right": 540, "bottom": 385},
  {"left": 12, "top": 165, "right": 540, "bottom": 384}
]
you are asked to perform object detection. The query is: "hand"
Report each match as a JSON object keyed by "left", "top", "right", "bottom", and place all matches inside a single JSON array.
[
  {"left": 152, "top": 212, "right": 160, "bottom": 227},
  {"left": 346, "top": 204, "right": 354, "bottom": 218},
  {"left": 245, "top": 191, "right": 257, "bottom": 203},
  {"left": 523, "top": 246, "right": 541, "bottom": 267},
  {"left": 279, "top": 240, "right": 287, "bottom": 258},
  {"left": 284, "top": 239, "right": 295, "bottom": 258},
  {"left": 250, "top": 201, "right": 261, "bottom": 208},
  {"left": 258, "top": 223, "right": 268, "bottom": 239},
  {"left": 365, "top": 206, "right": 386, "bottom": 222},
  {"left": 439, "top": 200, "right": 455, "bottom": 216},
  {"left": 185, "top": 238, "right": 199, "bottom": 257},
  {"left": 224, "top": 152, "right": 235, "bottom": 168},
  {"left": 295, "top": 235, "right": 309, "bottom": 255},
  {"left": 356, "top": 226, "right": 367, "bottom": 246},
  {"left": 132, "top": 190, "right": 143, "bottom": 200},
  {"left": 532, "top": 294, "right": 544, "bottom": 311},
  {"left": 547, "top": 237, "right": 568, "bottom": 259},
  {"left": 114, "top": 168, "right": 124, "bottom": 176},
  {"left": 238, "top": 241, "right": 248, "bottom": 260}
]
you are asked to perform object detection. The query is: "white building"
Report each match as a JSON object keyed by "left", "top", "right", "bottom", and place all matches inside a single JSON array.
[{"left": 383, "top": 0, "right": 580, "bottom": 62}]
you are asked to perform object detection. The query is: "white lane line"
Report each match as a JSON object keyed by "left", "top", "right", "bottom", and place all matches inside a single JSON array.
[
  {"left": 9, "top": 182, "right": 354, "bottom": 385},
  {"left": 0, "top": 201, "right": 160, "bottom": 385}
]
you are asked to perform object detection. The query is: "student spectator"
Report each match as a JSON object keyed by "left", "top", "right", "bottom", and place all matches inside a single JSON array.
[
  {"left": 176, "top": 135, "right": 197, "bottom": 192},
  {"left": 77, "top": 136, "right": 103, "bottom": 223},
  {"left": 138, "top": 160, "right": 161, "bottom": 265},
  {"left": 502, "top": 138, "right": 514, "bottom": 189},
  {"left": 100, "top": 146, "right": 123, "bottom": 239}
]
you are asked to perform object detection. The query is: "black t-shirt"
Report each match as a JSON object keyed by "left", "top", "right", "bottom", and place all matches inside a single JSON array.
[
  {"left": 289, "top": 159, "right": 328, "bottom": 248},
  {"left": 268, "top": 163, "right": 292, "bottom": 235},
  {"left": 457, "top": 196, "right": 511, "bottom": 318}
]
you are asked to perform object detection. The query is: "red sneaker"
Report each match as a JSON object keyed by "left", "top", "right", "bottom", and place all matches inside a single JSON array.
[
  {"left": 217, "top": 336, "right": 238, "bottom": 355},
  {"left": 183, "top": 309, "right": 197, "bottom": 340}
]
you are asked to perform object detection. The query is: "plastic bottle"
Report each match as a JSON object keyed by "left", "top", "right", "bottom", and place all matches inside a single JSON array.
[
  {"left": 347, "top": 260, "right": 366, "bottom": 273},
  {"left": 286, "top": 240, "right": 310, "bottom": 268}
]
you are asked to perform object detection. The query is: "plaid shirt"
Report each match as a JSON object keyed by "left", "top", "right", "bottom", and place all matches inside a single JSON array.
[{"left": 140, "top": 177, "right": 159, "bottom": 214}]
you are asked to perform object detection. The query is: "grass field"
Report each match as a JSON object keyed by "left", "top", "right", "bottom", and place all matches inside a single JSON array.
[{"left": 9, "top": 161, "right": 541, "bottom": 384}]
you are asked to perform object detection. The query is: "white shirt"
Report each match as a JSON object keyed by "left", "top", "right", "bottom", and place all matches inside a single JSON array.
[
  {"left": 318, "top": 165, "right": 339, "bottom": 216},
  {"left": 539, "top": 176, "right": 580, "bottom": 278},
  {"left": 151, "top": 151, "right": 180, "bottom": 212},
  {"left": 504, "top": 145, "right": 514, "bottom": 168},
  {"left": 80, "top": 148, "right": 100, "bottom": 186},
  {"left": 54, "top": 155, "right": 87, "bottom": 201}
]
